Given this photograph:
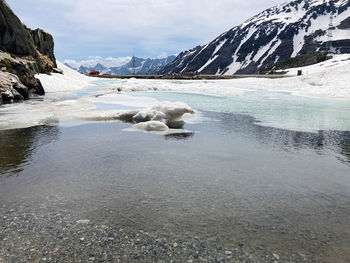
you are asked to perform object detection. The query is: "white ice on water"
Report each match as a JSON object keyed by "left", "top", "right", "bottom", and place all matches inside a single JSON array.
[
  {"left": 133, "top": 121, "right": 169, "bottom": 131},
  {"left": 68, "top": 101, "right": 195, "bottom": 132},
  {"left": 1, "top": 56, "right": 350, "bottom": 132},
  {"left": 0, "top": 62, "right": 196, "bottom": 132},
  {"left": 133, "top": 102, "right": 195, "bottom": 125}
]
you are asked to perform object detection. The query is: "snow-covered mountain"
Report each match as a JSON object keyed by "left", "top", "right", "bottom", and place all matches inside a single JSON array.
[
  {"left": 65, "top": 56, "right": 176, "bottom": 75},
  {"left": 160, "top": 0, "right": 350, "bottom": 75}
]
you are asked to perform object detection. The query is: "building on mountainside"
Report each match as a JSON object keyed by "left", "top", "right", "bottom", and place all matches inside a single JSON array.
[{"left": 89, "top": 70, "right": 100, "bottom": 76}]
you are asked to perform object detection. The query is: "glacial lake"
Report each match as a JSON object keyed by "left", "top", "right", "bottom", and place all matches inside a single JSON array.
[{"left": 1, "top": 86, "right": 350, "bottom": 262}]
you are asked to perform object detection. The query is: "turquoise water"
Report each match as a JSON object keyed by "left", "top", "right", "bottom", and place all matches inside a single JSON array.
[{"left": 130, "top": 90, "right": 350, "bottom": 132}]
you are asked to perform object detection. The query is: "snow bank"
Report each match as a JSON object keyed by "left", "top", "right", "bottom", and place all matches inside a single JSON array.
[
  {"left": 282, "top": 54, "right": 350, "bottom": 76},
  {"left": 273, "top": 58, "right": 350, "bottom": 98},
  {"left": 36, "top": 61, "right": 93, "bottom": 92},
  {"left": 101, "top": 55, "right": 350, "bottom": 99}
]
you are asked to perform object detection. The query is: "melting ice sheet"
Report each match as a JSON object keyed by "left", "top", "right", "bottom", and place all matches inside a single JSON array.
[
  {"left": 2, "top": 85, "right": 350, "bottom": 133},
  {"left": 0, "top": 63, "right": 195, "bottom": 132},
  {"left": 0, "top": 88, "right": 197, "bottom": 134},
  {"left": 2, "top": 59, "right": 350, "bottom": 133}
]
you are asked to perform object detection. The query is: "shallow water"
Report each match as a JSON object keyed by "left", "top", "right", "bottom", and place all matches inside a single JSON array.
[
  {"left": 1, "top": 82, "right": 350, "bottom": 262},
  {"left": 1, "top": 109, "right": 350, "bottom": 262}
]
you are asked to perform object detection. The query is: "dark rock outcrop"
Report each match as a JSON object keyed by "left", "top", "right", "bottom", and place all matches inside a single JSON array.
[
  {"left": 29, "top": 28, "right": 57, "bottom": 68},
  {"left": 0, "top": 0, "right": 56, "bottom": 104},
  {"left": 0, "top": 71, "right": 25, "bottom": 104},
  {"left": 260, "top": 51, "right": 332, "bottom": 74},
  {"left": 0, "top": 0, "right": 37, "bottom": 56}
]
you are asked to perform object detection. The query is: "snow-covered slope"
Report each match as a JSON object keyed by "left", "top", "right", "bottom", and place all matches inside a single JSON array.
[
  {"left": 160, "top": 0, "right": 350, "bottom": 75},
  {"left": 113, "top": 57, "right": 350, "bottom": 99},
  {"left": 281, "top": 53, "right": 350, "bottom": 75},
  {"left": 36, "top": 62, "right": 93, "bottom": 92},
  {"left": 65, "top": 56, "right": 176, "bottom": 76}
]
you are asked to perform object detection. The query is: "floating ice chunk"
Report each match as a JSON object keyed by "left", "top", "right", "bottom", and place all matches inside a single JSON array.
[
  {"left": 133, "top": 109, "right": 167, "bottom": 123},
  {"left": 133, "top": 102, "right": 195, "bottom": 125},
  {"left": 69, "top": 101, "right": 195, "bottom": 133},
  {"left": 133, "top": 121, "right": 169, "bottom": 131}
]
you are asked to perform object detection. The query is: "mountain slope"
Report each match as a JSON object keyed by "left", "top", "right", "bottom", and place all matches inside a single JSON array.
[
  {"left": 66, "top": 56, "right": 176, "bottom": 75},
  {"left": 160, "top": 0, "right": 350, "bottom": 75}
]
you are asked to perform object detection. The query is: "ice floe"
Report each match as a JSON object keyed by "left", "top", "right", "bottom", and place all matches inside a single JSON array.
[
  {"left": 2, "top": 56, "right": 350, "bottom": 132},
  {"left": 0, "top": 63, "right": 197, "bottom": 133},
  {"left": 71, "top": 101, "right": 195, "bottom": 131}
]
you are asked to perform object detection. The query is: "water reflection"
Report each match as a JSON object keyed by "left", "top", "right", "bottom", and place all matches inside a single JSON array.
[
  {"left": 209, "top": 111, "right": 350, "bottom": 164},
  {"left": 336, "top": 131, "right": 350, "bottom": 164},
  {"left": 164, "top": 132, "right": 194, "bottom": 140},
  {"left": 0, "top": 125, "right": 60, "bottom": 177}
]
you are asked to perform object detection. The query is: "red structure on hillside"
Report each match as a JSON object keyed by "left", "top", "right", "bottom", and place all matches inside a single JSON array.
[{"left": 89, "top": 70, "right": 100, "bottom": 76}]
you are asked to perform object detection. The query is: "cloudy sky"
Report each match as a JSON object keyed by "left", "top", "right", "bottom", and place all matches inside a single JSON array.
[{"left": 7, "top": 0, "right": 285, "bottom": 63}]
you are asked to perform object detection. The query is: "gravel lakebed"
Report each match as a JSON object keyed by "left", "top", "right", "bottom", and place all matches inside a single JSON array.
[{"left": 0, "top": 205, "right": 310, "bottom": 263}]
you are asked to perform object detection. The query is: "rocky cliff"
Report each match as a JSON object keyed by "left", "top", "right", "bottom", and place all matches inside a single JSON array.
[
  {"left": 160, "top": 0, "right": 350, "bottom": 75},
  {"left": 0, "top": 0, "right": 56, "bottom": 104}
]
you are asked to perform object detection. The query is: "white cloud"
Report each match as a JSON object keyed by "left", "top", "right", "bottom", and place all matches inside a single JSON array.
[
  {"left": 7, "top": 0, "right": 285, "bottom": 60},
  {"left": 55, "top": 0, "right": 284, "bottom": 42},
  {"left": 157, "top": 52, "right": 168, "bottom": 59}
]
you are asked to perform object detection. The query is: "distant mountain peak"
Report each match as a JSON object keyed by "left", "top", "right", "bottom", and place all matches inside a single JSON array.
[
  {"left": 65, "top": 55, "right": 176, "bottom": 75},
  {"left": 160, "top": 0, "right": 350, "bottom": 75}
]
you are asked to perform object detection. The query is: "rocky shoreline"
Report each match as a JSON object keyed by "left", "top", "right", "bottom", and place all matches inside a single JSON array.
[{"left": 0, "top": 0, "right": 57, "bottom": 104}]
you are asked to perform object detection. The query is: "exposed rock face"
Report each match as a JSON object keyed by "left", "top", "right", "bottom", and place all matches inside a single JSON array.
[
  {"left": 0, "top": 0, "right": 37, "bottom": 56},
  {"left": 0, "top": 71, "right": 25, "bottom": 104},
  {"left": 160, "top": 0, "right": 350, "bottom": 75},
  {"left": 0, "top": 0, "right": 56, "bottom": 104},
  {"left": 29, "top": 28, "right": 57, "bottom": 69},
  {"left": 260, "top": 51, "right": 331, "bottom": 74}
]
